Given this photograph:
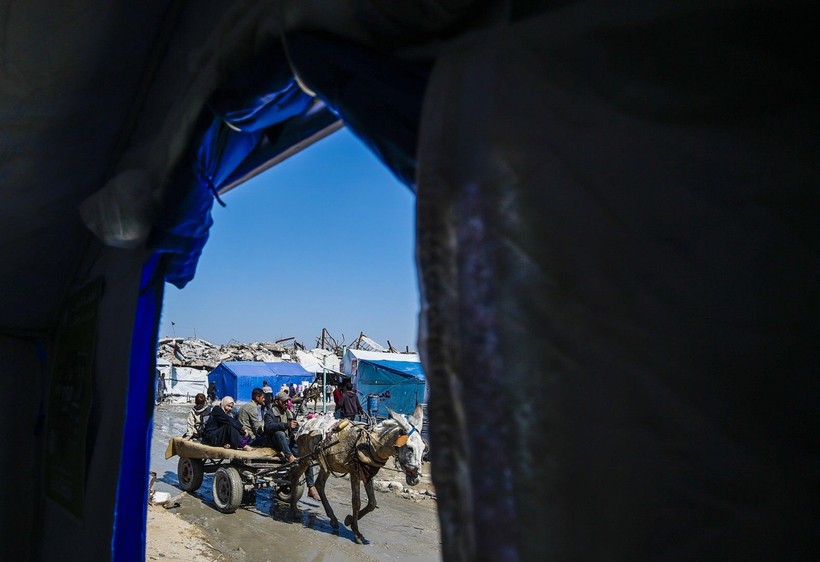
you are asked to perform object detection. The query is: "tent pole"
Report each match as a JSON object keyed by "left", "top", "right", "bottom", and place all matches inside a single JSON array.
[{"left": 322, "top": 355, "right": 327, "bottom": 413}]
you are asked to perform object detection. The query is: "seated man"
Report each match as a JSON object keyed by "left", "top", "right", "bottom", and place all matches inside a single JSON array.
[
  {"left": 236, "top": 387, "right": 266, "bottom": 445},
  {"left": 264, "top": 390, "right": 320, "bottom": 500}
]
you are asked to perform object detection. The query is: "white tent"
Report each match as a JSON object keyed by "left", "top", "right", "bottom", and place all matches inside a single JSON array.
[
  {"left": 166, "top": 366, "right": 209, "bottom": 403},
  {"left": 295, "top": 348, "right": 341, "bottom": 375}
]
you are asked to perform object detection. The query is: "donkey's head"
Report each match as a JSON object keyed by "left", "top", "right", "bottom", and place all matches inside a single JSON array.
[{"left": 388, "top": 404, "right": 425, "bottom": 486}]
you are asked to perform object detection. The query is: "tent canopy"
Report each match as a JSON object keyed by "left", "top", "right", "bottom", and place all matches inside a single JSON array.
[{"left": 208, "top": 361, "right": 314, "bottom": 402}]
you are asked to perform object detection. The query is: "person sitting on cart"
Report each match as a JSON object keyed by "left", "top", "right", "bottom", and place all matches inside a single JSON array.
[
  {"left": 237, "top": 387, "right": 267, "bottom": 445},
  {"left": 182, "top": 393, "right": 211, "bottom": 440},
  {"left": 203, "top": 396, "right": 254, "bottom": 451},
  {"left": 264, "top": 391, "right": 320, "bottom": 500}
]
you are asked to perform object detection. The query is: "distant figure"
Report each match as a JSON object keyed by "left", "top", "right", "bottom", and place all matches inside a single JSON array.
[
  {"left": 336, "top": 381, "right": 365, "bottom": 421},
  {"left": 207, "top": 382, "right": 218, "bottom": 403},
  {"left": 262, "top": 380, "right": 273, "bottom": 408},
  {"left": 156, "top": 370, "right": 167, "bottom": 403},
  {"left": 182, "top": 393, "right": 211, "bottom": 440},
  {"left": 202, "top": 396, "right": 253, "bottom": 451},
  {"left": 332, "top": 382, "right": 344, "bottom": 418},
  {"left": 288, "top": 383, "right": 296, "bottom": 398}
]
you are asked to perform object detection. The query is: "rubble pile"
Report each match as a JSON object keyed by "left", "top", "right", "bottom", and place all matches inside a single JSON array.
[{"left": 157, "top": 337, "right": 294, "bottom": 369}]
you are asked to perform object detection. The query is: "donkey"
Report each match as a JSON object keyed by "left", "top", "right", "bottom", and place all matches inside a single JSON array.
[
  {"left": 295, "top": 384, "right": 323, "bottom": 415},
  {"left": 289, "top": 404, "right": 425, "bottom": 544}
]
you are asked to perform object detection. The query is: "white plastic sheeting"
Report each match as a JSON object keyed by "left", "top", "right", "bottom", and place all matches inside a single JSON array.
[
  {"left": 295, "top": 348, "right": 341, "bottom": 374},
  {"left": 167, "top": 367, "right": 209, "bottom": 403}
]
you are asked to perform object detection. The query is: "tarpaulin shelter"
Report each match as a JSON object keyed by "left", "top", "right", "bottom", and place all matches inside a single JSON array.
[
  {"left": 1, "top": 2, "right": 815, "bottom": 562},
  {"left": 167, "top": 367, "right": 209, "bottom": 402},
  {"left": 342, "top": 349, "right": 426, "bottom": 418},
  {"left": 208, "top": 361, "right": 313, "bottom": 402},
  {"left": 295, "top": 348, "right": 341, "bottom": 375}
]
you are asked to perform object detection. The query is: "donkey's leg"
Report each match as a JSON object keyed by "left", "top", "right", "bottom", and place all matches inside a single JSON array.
[
  {"left": 315, "top": 468, "right": 339, "bottom": 529},
  {"left": 347, "top": 472, "right": 365, "bottom": 544},
  {"left": 288, "top": 460, "right": 308, "bottom": 519},
  {"left": 345, "top": 479, "right": 377, "bottom": 526}
]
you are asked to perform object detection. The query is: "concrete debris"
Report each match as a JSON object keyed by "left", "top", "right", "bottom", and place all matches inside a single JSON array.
[
  {"left": 157, "top": 330, "right": 396, "bottom": 371},
  {"left": 157, "top": 337, "right": 293, "bottom": 370}
]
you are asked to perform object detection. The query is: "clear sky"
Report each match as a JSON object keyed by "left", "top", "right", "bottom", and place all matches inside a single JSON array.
[{"left": 159, "top": 127, "right": 420, "bottom": 351}]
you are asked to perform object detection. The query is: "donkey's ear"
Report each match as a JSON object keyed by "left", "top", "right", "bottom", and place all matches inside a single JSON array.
[
  {"left": 387, "top": 407, "right": 401, "bottom": 422},
  {"left": 409, "top": 403, "right": 423, "bottom": 427}
]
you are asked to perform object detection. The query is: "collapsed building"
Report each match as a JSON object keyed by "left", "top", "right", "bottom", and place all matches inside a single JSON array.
[{"left": 157, "top": 337, "right": 294, "bottom": 370}]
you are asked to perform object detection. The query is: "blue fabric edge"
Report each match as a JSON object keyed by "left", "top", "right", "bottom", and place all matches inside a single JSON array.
[{"left": 112, "top": 255, "right": 163, "bottom": 561}]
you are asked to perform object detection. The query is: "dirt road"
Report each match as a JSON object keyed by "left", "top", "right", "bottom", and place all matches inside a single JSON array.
[{"left": 148, "top": 404, "right": 441, "bottom": 561}]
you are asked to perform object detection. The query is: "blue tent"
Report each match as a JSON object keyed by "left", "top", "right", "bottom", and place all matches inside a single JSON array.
[
  {"left": 355, "top": 359, "right": 426, "bottom": 418},
  {"left": 208, "top": 361, "right": 314, "bottom": 402}
]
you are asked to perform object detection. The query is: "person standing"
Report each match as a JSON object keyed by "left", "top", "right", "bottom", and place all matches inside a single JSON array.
[
  {"left": 237, "top": 388, "right": 266, "bottom": 445},
  {"left": 332, "top": 382, "right": 344, "bottom": 418},
  {"left": 156, "top": 370, "right": 167, "bottom": 403},
  {"left": 207, "top": 382, "right": 218, "bottom": 403},
  {"left": 262, "top": 380, "right": 273, "bottom": 408},
  {"left": 336, "top": 381, "right": 365, "bottom": 421}
]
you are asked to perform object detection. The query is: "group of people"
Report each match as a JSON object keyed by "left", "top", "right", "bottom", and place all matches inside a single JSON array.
[{"left": 182, "top": 382, "right": 320, "bottom": 500}]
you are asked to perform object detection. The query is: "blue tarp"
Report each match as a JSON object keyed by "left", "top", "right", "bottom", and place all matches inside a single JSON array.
[
  {"left": 208, "top": 361, "right": 314, "bottom": 402},
  {"left": 355, "top": 359, "right": 426, "bottom": 418}
]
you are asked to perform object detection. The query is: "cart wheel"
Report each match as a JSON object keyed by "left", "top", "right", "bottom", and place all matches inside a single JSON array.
[
  {"left": 213, "top": 467, "right": 243, "bottom": 513},
  {"left": 276, "top": 480, "right": 305, "bottom": 503},
  {"left": 177, "top": 457, "right": 204, "bottom": 492}
]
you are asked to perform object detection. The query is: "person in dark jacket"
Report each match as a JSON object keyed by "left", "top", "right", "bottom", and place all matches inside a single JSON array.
[
  {"left": 203, "top": 396, "right": 253, "bottom": 451},
  {"left": 337, "top": 381, "right": 365, "bottom": 421},
  {"left": 264, "top": 391, "right": 319, "bottom": 500}
]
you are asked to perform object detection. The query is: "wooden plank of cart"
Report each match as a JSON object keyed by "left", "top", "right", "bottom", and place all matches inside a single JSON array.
[{"left": 165, "top": 436, "right": 310, "bottom": 513}]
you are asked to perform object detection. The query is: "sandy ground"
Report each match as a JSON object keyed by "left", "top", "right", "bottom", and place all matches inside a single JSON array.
[
  {"left": 146, "top": 504, "right": 220, "bottom": 561},
  {"left": 147, "top": 404, "right": 440, "bottom": 561}
]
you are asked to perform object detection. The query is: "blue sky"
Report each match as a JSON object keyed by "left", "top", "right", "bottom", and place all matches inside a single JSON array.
[{"left": 159, "top": 128, "right": 420, "bottom": 351}]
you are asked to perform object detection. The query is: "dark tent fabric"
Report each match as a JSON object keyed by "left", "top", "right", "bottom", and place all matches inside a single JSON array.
[
  {"left": 147, "top": 45, "right": 326, "bottom": 288},
  {"left": 356, "top": 359, "right": 426, "bottom": 418},
  {"left": 287, "top": 31, "right": 430, "bottom": 189},
  {"left": 208, "top": 361, "right": 314, "bottom": 402},
  {"left": 2, "top": 2, "right": 817, "bottom": 562},
  {"left": 149, "top": 30, "right": 426, "bottom": 290}
]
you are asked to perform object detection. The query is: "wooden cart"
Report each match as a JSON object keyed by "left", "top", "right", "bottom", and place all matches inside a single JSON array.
[{"left": 165, "top": 437, "right": 307, "bottom": 514}]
